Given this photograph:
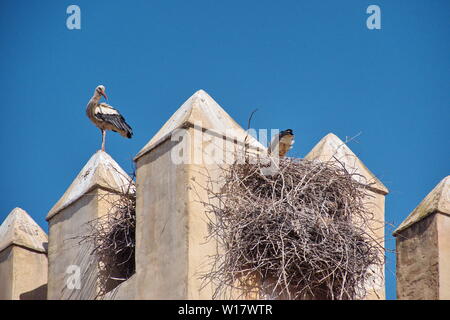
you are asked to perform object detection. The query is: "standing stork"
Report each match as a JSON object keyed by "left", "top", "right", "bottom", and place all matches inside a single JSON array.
[
  {"left": 86, "top": 85, "right": 133, "bottom": 151},
  {"left": 268, "top": 129, "right": 295, "bottom": 158}
]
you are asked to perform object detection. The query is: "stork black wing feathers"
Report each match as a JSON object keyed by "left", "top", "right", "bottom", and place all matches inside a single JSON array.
[
  {"left": 96, "top": 111, "right": 133, "bottom": 138},
  {"left": 95, "top": 105, "right": 133, "bottom": 138}
]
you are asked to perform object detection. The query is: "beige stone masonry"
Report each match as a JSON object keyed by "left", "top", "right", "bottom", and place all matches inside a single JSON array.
[
  {"left": 0, "top": 207, "right": 48, "bottom": 300},
  {"left": 134, "top": 89, "right": 264, "bottom": 161},
  {"left": 394, "top": 176, "right": 450, "bottom": 300},
  {"left": 46, "top": 150, "right": 133, "bottom": 299},
  {"left": 131, "top": 90, "right": 264, "bottom": 299}
]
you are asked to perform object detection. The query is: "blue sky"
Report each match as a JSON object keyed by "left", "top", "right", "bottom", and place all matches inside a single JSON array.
[{"left": 0, "top": 0, "right": 449, "bottom": 300}]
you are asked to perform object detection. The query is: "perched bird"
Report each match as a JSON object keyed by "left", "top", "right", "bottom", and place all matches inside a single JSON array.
[
  {"left": 86, "top": 85, "right": 133, "bottom": 151},
  {"left": 268, "top": 129, "right": 295, "bottom": 158}
]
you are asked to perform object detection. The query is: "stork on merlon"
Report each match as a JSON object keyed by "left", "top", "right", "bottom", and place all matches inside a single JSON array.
[{"left": 86, "top": 85, "right": 133, "bottom": 151}]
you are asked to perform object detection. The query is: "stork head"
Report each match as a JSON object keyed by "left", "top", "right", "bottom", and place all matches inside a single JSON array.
[
  {"left": 95, "top": 85, "right": 108, "bottom": 100},
  {"left": 281, "top": 129, "right": 294, "bottom": 136}
]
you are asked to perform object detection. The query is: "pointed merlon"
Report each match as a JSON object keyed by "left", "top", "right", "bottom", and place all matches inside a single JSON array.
[
  {"left": 0, "top": 207, "right": 48, "bottom": 254},
  {"left": 393, "top": 176, "right": 450, "bottom": 236},
  {"left": 46, "top": 150, "right": 134, "bottom": 221},
  {"left": 134, "top": 89, "right": 265, "bottom": 160},
  {"left": 305, "top": 133, "right": 389, "bottom": 195}
]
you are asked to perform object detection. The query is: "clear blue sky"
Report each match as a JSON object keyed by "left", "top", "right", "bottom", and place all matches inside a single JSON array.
[{"left": 0, "top": 0, "right": 448, "bottom": 300}]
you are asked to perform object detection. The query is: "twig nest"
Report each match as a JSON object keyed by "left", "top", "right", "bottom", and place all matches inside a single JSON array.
[
  {"left": 202, "top": 157, "right": 384, "bottom": 300},
  {"left": 76, "top": 182, "right": 136, "bottom": 299}
]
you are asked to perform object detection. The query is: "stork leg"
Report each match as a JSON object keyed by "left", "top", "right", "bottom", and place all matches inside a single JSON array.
[{"left": 101, "top": 129, "right": 106, "bottom": 151}]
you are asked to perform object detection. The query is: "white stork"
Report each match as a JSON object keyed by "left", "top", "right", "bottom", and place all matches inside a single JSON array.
[
  {"left": 268, "top": 129, "right": 295, "bottom": 158},
  {"left": 86, "top": 85, "right": 133, "bottom": 151}
]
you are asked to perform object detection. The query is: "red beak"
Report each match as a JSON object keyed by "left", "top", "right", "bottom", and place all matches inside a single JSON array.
[{"left": 101, "top": 91, "right": 108, "bottom": 100}]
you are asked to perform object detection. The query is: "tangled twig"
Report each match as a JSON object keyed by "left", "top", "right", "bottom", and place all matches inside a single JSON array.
[{"left": 200, "top": 156, "right": 384, "bottom": 300}]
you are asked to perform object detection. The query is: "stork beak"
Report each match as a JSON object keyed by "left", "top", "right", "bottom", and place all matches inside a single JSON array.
[{"left": 101, "top": 91, "right": 108, "bottom": 100}]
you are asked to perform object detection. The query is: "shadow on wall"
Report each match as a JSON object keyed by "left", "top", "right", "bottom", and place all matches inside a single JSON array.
[{"left": 20, "top": 284, "right": 47, "bottom": 300}]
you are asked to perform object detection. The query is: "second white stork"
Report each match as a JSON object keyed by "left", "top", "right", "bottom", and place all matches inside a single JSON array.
[{"left": 86, "top": 85, "right": 133, "bottom": 151}]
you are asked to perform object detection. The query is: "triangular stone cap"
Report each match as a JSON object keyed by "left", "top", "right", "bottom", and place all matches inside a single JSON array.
[
  {"left": 135, "top": 89, "right": 265, "bottom": 160},
  {"left": 0, "top": 207, "right": 48, "bottom": 253},
  {"left": 393, "top": 176, "right": 450, "bottom": 236},
  {"left": 304, "top": 133, "right": 388, "bottom": 195},
  {"left": 46, "top": 150, "right": 133, "bottom": 221}
]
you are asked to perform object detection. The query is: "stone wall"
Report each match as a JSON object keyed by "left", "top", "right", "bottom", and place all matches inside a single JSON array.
[
  {"left": 1, "top": 90, "right": 395, "bottom": 300},
  {"left": 46, "top": 150, "right": 133, "bottom": 300},
  {"left": 396, "top": 214, "right": 439, "bottom": 299},
  {"left": 0, "top": 246, "right": 14, "bottom": 300},
  {"left": 394, "top": 176, "right": 450, "bottom": 300},
  {"left": 0, "top": 208, "right": 48, "bottom": 300}
]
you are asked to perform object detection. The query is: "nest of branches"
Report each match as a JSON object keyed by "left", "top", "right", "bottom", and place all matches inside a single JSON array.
[
  {"left": 202, "top": 156, "right": 384, "bottom": 300},
  {"left": 78, "top": 182, "right": 136, "bottom": 299}
]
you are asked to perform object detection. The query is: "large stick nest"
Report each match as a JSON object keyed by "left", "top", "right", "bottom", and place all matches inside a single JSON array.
[
  {"left": 77, "top": 180, "right": 136, "bottom": 299},
  {"left": 202, "top": 157, "right": 384, "bottom": 300}
]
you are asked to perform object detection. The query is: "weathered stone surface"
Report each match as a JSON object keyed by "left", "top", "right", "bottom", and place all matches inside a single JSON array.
[
  {"left": 134, "top": 138, "right": 190, "bottom": 299},
  {"left": 0, "top": 246, "right": 14, "bottom": 300},
  {"left": 135, "top": 89, "right": 265, "bottom": 161},
  {"left": 12, "top": 246, "right": 48, "bottom": 300},
  {"left": 436, "top": 213, "right": 450, "bottom": 299},
  {"left": 305, "top": 133, "right": 388, "bottom": 195},
  {"left": 395, "top": 176, "right": 450, "bottom": 300},
  {"left": 103, "top": 274, "right": 137, "bottom": 300},
  {"left": 0, "top": 207, "right": 48, "bottom": 253},
  {"left": 129, "top": 90, "right": 263, "bottom": 299},
  {"left": 0, "top": 208, "right": 48, "bottom": 300},
  {"left": 47, "top": 151, "right": 132, "bottom": 299},
  {"left": 396, "top": 214, "right": 440, "bottom": 299},
  {"left": 47, "top": 150, "right": 133, "bottom": 221},
  {"left": 394, "top": 176, "right": 450, "bottom": 235}
]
